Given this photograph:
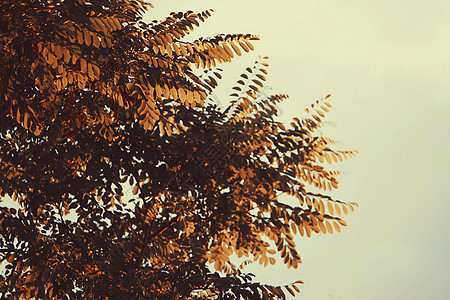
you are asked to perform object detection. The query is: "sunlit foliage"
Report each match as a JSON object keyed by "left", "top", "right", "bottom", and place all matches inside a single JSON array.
[{"left": 0, "top": 0, "right": 357, "bottom": 299}]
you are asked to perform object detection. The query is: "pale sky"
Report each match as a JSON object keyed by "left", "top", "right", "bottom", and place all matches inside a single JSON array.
[{"left": 146, "top": 1, "right": 450, "bottom": 299}]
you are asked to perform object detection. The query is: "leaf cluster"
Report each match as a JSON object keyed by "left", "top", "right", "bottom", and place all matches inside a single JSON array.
[{"left": 0, "top": 1, "right": 357, "bottom": 299}]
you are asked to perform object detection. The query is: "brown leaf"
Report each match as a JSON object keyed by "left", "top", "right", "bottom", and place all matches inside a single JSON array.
[
  {"left": 76, "top": 30, "right": 83, "bottom": 44},
  {"left": 230, "top": 42, "right": 241, "bottom": 56},
  {"left": 80, "top": 58, "right": 87, "bottom": 73},
  {"left": 238, "top": 40, "right": 249, "bottom": 52},
  {"left": 326, "top": 221, "right": 333, "bottom": 233},
  {"left": 84, "top": 29, "right": 92, "bottom": 46},
  {"left": 318, "top": 221, "right": 327, "bottom": 233},
  {"left": 327, "top": 201, "right": 334, "bottom": 215},
  {"left": 269, "top": 257, "right": 276, "bottom": 265},
  {"left": 92, "top": 35, "right": 100, "bottom": 48},
  {"left": 222, "top": 43, "right": 234, "bottom": 58},
  {"left": 333, "top": 221, "right": 341, "bottom": 233}
]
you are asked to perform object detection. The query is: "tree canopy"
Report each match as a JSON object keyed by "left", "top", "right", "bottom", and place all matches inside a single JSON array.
[{"left": 0, "top": 0, "right": 357, "bottom": 299}]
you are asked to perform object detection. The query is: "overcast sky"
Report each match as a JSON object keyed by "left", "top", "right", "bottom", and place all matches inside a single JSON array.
[{"left": 147, "top": 1, "right": 450, "bottom": 299}]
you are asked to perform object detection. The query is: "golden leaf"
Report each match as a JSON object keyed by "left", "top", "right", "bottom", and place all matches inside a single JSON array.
[
  {"left": 76, "top": 30, "right": 83, "bottom": 44},
  {"left": 291, "top": 222, "right": 297, "bottom": 234},
  {"left": 327, "top": 201, "right": 334, "bottom": 215},
  {"left": 333, "top": 221, "right": 341, "bottom": 233},
  {"left": 331, "top": 180, "right": 338, "bottom": 189},
  {"left": 332, "top": 153, "right": 338, "bottom": 163},
  {"left": 159, "top": 120, "right": 165, "bottom": 135},
  {"left": 305, "top": 196, "right": 312, "bottom": 208},
  {"left": 245, "top": 40, "right": 254, "bottom": 50},
  {"left": 80, "top": 59, "right": 87, "bottom": 73},
  {"left": 297, "top": 224, "right": 304, "bottom": 236},
  {"left": 319, "top": 200, "right": 325, "bottom": 214},
  {"left": 130, "top": 184, "right": 138, "bottom": 195},
  {"left": 318, "top": 221, "right": 327, "bottom": 234},
  {"left": 313, "top": 198, "right": 320, "bottom": 212},
  {"left": 337, "top": 219, "right": 347, "bottom": 226},
  {"left": 230, "top": 42, "right": 241, "bottom": 56},
  {"left": 325, "top": 221, "right": 333, "bottom": 233},
  {"left": 269, "top": 257, "right": 276, "bottom": 265},
  {"left": 112, "top": 18, "right": 122, "bottom": 30},
  {"left": 23, "top": 112, "right": 29, "bottom": 129},
  {"left": 186, "top": 43, "right": 194, "bottom": 55},
  {"left": 159, "top": 44, "right": 166, "bottom": 55},
  {"left": 222, "top": 43, "right": 234, "bottom": 58},
  {"left": 84, "top": 29, "right": 92, "bottom": 46},
  {"left": 238, "top": 40, "right": 249, "bottom": 52},
  {"left": 87, "top": 63, "right": 94, "bottom": 79},
  {"left": 305, "top": 225, "right": 311, "bottom": 237},
  {"left": 92, "top": 35, "right": 100, "bottom": 48},
  {"left": 342, "top": 205, "right": 348, "bottom": 215},
  {"left": 334, "top": 203, "right": 341, "bottom": 216},
  {"left": 164, "top": 123, "right": 172, "bottom": 137}
]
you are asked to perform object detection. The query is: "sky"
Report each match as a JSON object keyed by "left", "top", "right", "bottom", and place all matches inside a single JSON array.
[{"left": 145, "top": 1, "right": 450, "bottom": 299}]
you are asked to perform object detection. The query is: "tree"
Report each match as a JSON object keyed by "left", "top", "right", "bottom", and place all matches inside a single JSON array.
[{"left": 0, "top": 0, "right": 357, "bottom": 299}]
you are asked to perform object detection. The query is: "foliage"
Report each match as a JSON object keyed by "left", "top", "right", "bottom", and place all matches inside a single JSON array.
[{"left": 0, "top": 0, "right": 357, "bottom": 299}]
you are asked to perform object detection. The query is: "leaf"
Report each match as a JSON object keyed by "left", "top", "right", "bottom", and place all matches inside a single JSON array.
[
  {"left": 327, "top": 201, "right": 334, "bottom": 215},
  {"left": 80, "top": 58, "right": 87, "bottom": 73},
  {"left": 342, "top": 205, "right": 348, "bottom": 215},
  {"left": 7, "top": 253, "right": 15, "bottom": 263},
  {"left": 245, "top": 40, "right": 254, "bottom": 50},
  {"left": 318, "top": 221, "right": 327, "bottom": 233},
  {"left": 331, "top": 180, "right": 339, "bottom": 189},
  {"left": 252, "top": 79, "right": 263, "bottom": 87},
  {"left": 337, "top": 219, "right": 347, "bottom": 226},
  {"left": 333, "top": 221, "right": 341, "bottom": 233},
  {"left": 249, "top": 85, "right": 259, "bottom": 92},
  {"left": 256, "top": 74, "right": 266, "bottom": 81},
  {"left": 222, "top": 43, "right": 234, "bottom": 58},
  {"left": 325, "top": 221, "right": 333, "bottom": 233},
  {"left": 23, "top": 112, "right": 29, "bottom": 129},
  {"left": 132, "top": 185, "right": 139, "bottom": 195},
  {"left": 334, "top": 203, "right": 341, "bottom": 216},
  {"left": 76, "top": 30, "right": 83, "bottom": 44},
  {"left": 285, "top": 286, "right": 296, "bottom": 297},
  {"left": 239, "top": 168, "right": 246, "bottom": 180},
  {"left": 16, "top": 108, "right": 21, "bottom": 123},
  {"left": 230, "top": 42, "right": 241, "bottom": 56},
  {"left": 159, "top": 120, "right": 165, "bottom": 135},
  {"left": 84, "top": 29, "right": 92, "bottom": 46},
  {"left": 92, "top": 35, "right": 100, "bottom": 48}
]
